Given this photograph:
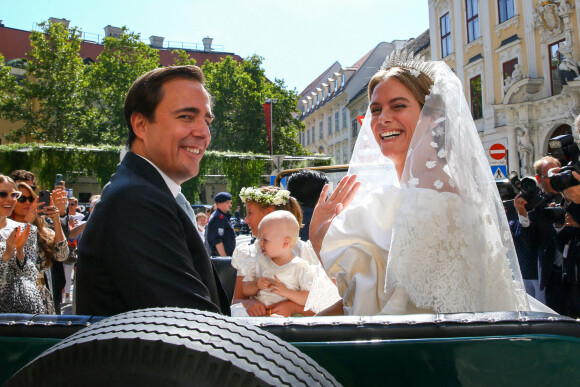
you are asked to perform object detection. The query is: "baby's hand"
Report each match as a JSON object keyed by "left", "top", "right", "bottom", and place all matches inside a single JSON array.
[
  {"left": 256, "top": 277, "right": 272, "bottom": 290},
  {"left": 270, "top": 275, "right": 290, "bottom": 297}
]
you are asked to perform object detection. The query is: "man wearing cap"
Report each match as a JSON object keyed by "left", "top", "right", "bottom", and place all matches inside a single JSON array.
[{"left": 206, "top": 192, "right": 236, "bottom": 257}]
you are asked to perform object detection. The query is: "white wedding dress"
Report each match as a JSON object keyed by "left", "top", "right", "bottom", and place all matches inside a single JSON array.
[
  {"left": 322, "top": 186, "right": 529, "bottom": 315},
  {"left": 320, "top": 53, "right": 530, "bottom": 315}
]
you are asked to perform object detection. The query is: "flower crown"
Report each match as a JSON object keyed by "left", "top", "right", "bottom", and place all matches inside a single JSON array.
[
  {"left": 380, "top": 49, "right": 436, "bottom": 80},
  {"left": 239, "top": 187, "right": 290, "bottom": 206}
]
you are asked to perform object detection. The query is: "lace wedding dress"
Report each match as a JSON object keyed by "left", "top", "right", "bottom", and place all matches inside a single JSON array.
[
  {"left": 322, "top": 186, "right": 528, "bottom": 315},
  {"left": 321, "top": 52, "right": 530, "bottom": 315}
]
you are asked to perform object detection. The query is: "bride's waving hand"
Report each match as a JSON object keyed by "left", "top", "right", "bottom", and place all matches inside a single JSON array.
[{"left": 309, "top": 175, "right": 360, "bottom": 259}]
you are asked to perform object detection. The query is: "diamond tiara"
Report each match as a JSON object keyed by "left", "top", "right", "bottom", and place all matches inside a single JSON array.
[{"left": 380, "top": 49, "right": 437, "bottom": 80}]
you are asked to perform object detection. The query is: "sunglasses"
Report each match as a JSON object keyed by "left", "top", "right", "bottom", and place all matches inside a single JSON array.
[
  {"left": 69, "top": 202, "right": 78, "bottom": 205},
  {"left": 0, "top": 191, "right": 22, "bottom": 200},
  {"left": 17, "top": 195, "right": 34, "bottom": 203},
  {"left": 30, "top": 185, "right": 37, "bottom": 191}
]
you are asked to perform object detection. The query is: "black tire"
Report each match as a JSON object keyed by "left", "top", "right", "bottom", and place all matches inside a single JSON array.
[{"left": 7, "top": 307, "right": 340, "bottom": 387}]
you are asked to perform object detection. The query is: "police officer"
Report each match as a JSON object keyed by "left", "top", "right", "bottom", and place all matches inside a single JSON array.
[{"left": 206, "top": 192, "right": 236, "bottom": 257}]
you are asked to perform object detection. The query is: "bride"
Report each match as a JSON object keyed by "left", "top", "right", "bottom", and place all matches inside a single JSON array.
[{"left": 310, "top": 50, "right": 531, "bottom": 315}]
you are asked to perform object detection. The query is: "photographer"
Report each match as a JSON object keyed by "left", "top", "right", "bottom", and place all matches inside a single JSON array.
[
  {"left": 514, "top": 156, "right": 566, "bottom": 313},
  {"left": 563, "top": 171, "right": 580, "bottom": 204}
]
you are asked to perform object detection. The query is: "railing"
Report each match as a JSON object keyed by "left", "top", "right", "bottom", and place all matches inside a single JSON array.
[{"left": 31, "top": 23, "right": 225, "bottom": 52}]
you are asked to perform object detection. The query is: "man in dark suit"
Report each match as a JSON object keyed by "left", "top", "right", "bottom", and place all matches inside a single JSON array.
[
  {"left": 515, "top": 156, "right": 564, "bottom": 313},
  {"left": 76, "top": 66, "right": 230, "bottom": 316}
]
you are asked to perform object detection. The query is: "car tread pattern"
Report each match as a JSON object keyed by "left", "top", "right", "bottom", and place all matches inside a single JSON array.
[{"left": 7, "top": 307, "right": 340, "bottom": 387}]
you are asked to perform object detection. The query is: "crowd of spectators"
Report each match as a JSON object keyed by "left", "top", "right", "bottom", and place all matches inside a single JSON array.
[
  {"left": 507, "top": 115, "right": 580, "bottom": 318},
  {"left": 0, "top": 169, "right": 101, "bottom": 315}
]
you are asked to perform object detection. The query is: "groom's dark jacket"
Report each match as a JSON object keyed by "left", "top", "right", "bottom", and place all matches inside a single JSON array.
[{"left": 76, "top": 152, "right": 230, "bottom": 316}]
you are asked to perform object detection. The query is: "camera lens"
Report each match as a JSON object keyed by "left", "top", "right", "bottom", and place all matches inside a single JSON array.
[
  {"left": 520, "top": 178, "right": 536, "bottom": 194},
  {"left": 550, "top": 170, "right": 579, "bottom": 192}
]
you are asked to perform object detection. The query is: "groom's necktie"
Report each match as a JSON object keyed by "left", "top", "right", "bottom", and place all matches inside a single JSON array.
[{"left": 176, "top": 192, "right": 195, "bottom": 224}]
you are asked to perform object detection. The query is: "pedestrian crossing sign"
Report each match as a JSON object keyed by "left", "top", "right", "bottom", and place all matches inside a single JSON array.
[{"left": 491, "top": 165, "right": 507, "bottom": 180}]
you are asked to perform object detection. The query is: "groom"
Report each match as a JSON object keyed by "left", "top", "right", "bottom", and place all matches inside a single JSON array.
[{"left": 75, "top": 66, "right": 230, "bottom": 317}]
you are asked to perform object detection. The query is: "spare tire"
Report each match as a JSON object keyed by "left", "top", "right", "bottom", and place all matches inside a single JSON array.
[{"left": 7, "top": 307, "right": 340, "bottom": 386}]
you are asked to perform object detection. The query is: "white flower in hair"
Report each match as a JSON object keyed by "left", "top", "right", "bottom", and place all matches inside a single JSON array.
[
  {"left": 438, "top": 149, "right": 447, "bottom": 158},
  {"left": 426, "top": 161, "right": 436, "bottom": 169},
  {"left": 434, "top": 180, "right": 443, "bottom": 189},
  {"left": 430, "top": 142, "right": 438, "bottom": 148},
  {"left": 239, "top": 186, "right": 290, "bottom": 205},
  {"left": 409, "top": 69, "right": 421, "bottom": 77}
]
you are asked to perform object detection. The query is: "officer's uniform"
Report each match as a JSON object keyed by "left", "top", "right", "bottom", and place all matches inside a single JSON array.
[{"left": 206, "top": 193, "right": 236, "bottom": 256}]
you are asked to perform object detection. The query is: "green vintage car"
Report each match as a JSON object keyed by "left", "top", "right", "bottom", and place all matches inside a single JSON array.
[
  {"left": 1, "top": 274, "right": 580, "bottom": 386},
  {"left": 1, "top": 168, "right": 576, "bottom": 386}
]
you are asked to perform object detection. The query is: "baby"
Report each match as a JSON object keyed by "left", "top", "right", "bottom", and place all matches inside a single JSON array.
[{"left": 231, "top": 210, "right": 321, "bottom": 317}]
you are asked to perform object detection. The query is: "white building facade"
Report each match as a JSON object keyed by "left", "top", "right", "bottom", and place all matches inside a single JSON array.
[{"left": 429, "top": 0, "right": 580, "bottom": 178}]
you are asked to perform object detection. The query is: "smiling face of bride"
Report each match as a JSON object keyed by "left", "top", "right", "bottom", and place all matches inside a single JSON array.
[
  {"left": 369, "top": 78, "right": 422, "bottom": 172},
  {"left": 368, "top": 67, "right": 434, "bottom": 177}
]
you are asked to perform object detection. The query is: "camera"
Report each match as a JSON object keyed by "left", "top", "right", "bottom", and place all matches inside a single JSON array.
[
  {"left": 508, "top": 171, "right": 546, "bottom": 211},
  {"left": 543, "top": 206, "right": 568, "bottom": 227},
  {"left": 548, "top": 134, "right": 580, "bottom": 192}
]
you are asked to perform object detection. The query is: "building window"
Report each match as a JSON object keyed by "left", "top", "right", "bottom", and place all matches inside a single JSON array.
[
  {"left": 549, "top": 39, "right": 566, "bottom": 95},
  {"left": 335, "top": 111, "right": 339, "bottom": 132},
  {"left": 352, "top": 119, "right": 359, "bottom": 137},
  {"left": 341, "top": 73, "right": 345, "bottom": 87},
  {"left": 311, "top": 127, "right": 315, "bottom": 144},
  {"left": 502, "top": 58, "right": 518, "bottom": 87},
  {"left": 334, "top": 79, "right": 338, "bottom": 93},
  {"left": 335, "top": 148, "right": 340, "bottom": 163},
  {"left": 342, "top": 146, "right": 348, "bottom": 164},
  {"left": 316, "top": 94, "right": 320, "bottom": 105},
  {"left": 440, "top": 13, "right": 451, "bottom": 58},
  {"left": 319, "top": 122, "right": 323, "bottom": 140},
  {"left": 498, "top": 0, "right": 514, "bottom": 24},
  {"left": 470, "top": 75, "right": 483, "bottom": 119},
  {"left": 466, "top": 0, "right": 480, "bottom": 43},
  {"left": 342, "top": 108, "right": 347, "bottom": 128},
  {"left": 306, "top": 129, "right": 310, "bottom": 145}
]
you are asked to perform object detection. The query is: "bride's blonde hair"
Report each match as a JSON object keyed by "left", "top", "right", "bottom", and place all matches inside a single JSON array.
[{"left": 368, "top": 67, "right": 434, "bottom": 108}]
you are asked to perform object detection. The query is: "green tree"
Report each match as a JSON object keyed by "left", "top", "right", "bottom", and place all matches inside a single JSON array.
[
  {"left": 202, "top": 55, "right": 307, "bottom": 155},
  {"left": 85, "top": 28, "right": 160, "bottom": 145},
  {"left": 0, "top": 54, "right": 21, "bottom": 117},
  {"left": 171, "top": 49, "right": 197, "bottom": 66},
  {"left": 0, "top": 21, "right": 91, "bottom": 144}
]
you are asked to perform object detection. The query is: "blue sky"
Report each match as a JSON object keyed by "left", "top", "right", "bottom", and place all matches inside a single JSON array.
[{"left": 2, "top": 0, "right": 429, "bottom": 93}]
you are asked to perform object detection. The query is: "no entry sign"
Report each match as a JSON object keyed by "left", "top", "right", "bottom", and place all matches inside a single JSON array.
[{"left": 489, "top": 143, "right": 507, "bottom": 160}]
